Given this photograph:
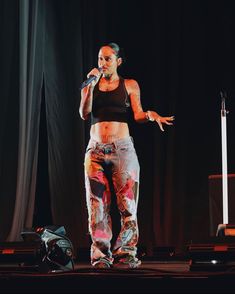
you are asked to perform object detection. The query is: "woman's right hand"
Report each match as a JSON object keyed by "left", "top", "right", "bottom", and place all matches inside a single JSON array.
[{"left": 87, "top": 68, "right": 102, "bottom": 88}]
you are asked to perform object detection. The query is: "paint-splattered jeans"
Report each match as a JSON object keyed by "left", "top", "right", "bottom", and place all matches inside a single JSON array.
[{"left": 84, "top": 136, "right": 140, "bottom": 265}]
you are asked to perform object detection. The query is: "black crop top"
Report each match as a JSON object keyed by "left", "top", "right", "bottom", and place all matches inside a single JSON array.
[{"left": 91, "top": 77, "right": 131, "bottom": 125}]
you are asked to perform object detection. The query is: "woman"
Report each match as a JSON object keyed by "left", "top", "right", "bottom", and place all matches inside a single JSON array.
[{"left": 79, "top": 42, "right": 174, "bottom": 268}]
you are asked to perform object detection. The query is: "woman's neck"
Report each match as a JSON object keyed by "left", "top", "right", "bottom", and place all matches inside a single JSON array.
[{"left": 102, "top": 73, "right": 119, "bottom": 82}]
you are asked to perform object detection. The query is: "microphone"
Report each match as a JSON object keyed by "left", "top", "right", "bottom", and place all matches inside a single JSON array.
[{"left": 80, "top": 67, "right": 102, "bottom": 90}]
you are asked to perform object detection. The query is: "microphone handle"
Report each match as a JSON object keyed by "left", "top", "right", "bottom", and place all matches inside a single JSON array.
[
  {"left": 80, "top": 67, "right": 102, "bottom": 90},
  {"left": 80, "top": 75, "right": 97, "bottom": 90}
]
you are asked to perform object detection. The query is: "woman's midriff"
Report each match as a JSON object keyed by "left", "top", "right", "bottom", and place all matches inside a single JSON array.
[{"left": 90, "top": 121, "right": 130, "bottom": 143}]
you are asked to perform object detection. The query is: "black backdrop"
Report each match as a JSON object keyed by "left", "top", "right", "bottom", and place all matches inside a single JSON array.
[{"left": 0, "top": 0, "right": 235, "bottom": 257}]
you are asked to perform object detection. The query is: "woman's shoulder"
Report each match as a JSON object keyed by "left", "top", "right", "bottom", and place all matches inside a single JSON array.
[{"left": 123, "top": 78, "right": 140, "bottom": 92}]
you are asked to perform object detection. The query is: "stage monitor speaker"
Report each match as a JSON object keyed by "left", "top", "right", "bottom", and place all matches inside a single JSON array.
[
  {"left": 0, "top": 241, "right": 42, "bottom": 270},
  {"left": 0, "top": 225, "right": 74, "bottom": 273},
  {"left": 187, "top": 239, "right": 235, "bottom": 271},
  {"left": 21, "top": 225, "right": 75, "bottom": 273},
  {"left": 208, "top": 174, "right": 235, "bottom": 236}
]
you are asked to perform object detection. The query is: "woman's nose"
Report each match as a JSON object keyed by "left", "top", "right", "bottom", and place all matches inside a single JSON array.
[{"left": 99, "top": 61, "right": 105, "bottom": 67}]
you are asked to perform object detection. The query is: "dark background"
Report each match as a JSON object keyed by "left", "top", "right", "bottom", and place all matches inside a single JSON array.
[{"left": 0, "top": 0, "right": 235, "bottom": 258}]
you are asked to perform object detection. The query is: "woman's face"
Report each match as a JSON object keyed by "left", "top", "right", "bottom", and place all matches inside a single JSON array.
[{"left": 98, "top": 46, "right": 122, "bottom": 76}]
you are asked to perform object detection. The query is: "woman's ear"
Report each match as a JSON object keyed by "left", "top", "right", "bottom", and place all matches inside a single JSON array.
[{"left": 117, "top": 57, "right": 122, "bottom": 67}]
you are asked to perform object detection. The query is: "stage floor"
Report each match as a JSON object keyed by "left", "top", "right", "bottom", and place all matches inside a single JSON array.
[{"left": 0, "top": 259, "right": 235, "bottom": 293}]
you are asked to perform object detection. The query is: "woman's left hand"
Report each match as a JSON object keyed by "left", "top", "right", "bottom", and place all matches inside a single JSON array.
[{"left": 147, "top": 111, "right": 175, "bottom": 131}]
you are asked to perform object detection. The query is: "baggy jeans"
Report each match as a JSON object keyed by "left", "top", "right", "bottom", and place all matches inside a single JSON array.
[{"left": 84, "top": 136, "right": 140, "bottom": 265}]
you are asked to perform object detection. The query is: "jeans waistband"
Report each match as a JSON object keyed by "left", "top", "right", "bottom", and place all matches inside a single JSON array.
[{"left": 89, "top": 136, "right": 133, "bottom": 149}]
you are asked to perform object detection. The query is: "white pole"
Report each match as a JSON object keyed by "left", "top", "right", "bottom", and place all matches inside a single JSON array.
[{"left": 221, "top": 93, "right": 228, "bottom": 224}]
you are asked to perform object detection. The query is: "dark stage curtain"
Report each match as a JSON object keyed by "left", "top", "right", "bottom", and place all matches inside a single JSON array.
[
  {"left": 6, "top": 0, "right": 45, "bottom": 241},
  {"left": 0, "top": 0, "right": 19, "bottom": 241},
  {"left": 1, "top": 0, "right": 235, "bottom": 257}
]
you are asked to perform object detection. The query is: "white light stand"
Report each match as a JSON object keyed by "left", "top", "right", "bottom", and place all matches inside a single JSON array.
[
  {"left": 221, "top": 91, "right": 229, "bottom": 225},
  {"left": 216, "top": 92, "right": 235, "bottom": 237}
]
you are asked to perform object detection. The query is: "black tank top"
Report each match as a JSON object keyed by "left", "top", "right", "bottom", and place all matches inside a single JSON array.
[{"left": 91, "top": 77, "right": 131, "bottom": 125}]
